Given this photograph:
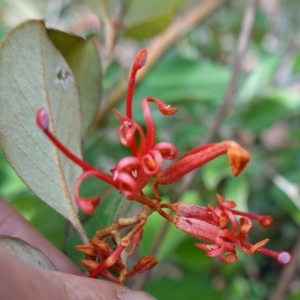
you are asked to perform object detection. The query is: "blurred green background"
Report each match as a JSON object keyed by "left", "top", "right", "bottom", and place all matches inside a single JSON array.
[{"left": 0, "top": 0, "right": 299, "bottom": 299}]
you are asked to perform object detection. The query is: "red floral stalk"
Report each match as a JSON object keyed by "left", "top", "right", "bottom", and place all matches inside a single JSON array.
[{"left": 36, "top": 108, "right": 136, "bottom": 213}]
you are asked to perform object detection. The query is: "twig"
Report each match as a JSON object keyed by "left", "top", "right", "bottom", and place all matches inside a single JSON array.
[
  {"left": 269, "top": 235, "right": 300, "bottom": 300},
  {"left": 101, "top": 0, "right": 116, "bottom": 56},
  {"left": 173, "top": 0, "right": 258, "bottom": 198},
  {"left": 100, "top": 0, "right": 127, "bottom": 71},
  {"left": 202, "top": 0, "right": 258, "bottom": 144},
  {"left": 94, "top": 0, "right": 225, "bottom": 125}
]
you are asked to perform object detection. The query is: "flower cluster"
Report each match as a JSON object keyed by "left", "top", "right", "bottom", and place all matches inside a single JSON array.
[
  {"left": 162, "top": 194, "right": 290, "bottom": 265},
  {"left": 36, "top": 49, "right": 291, "bottom": 283}
]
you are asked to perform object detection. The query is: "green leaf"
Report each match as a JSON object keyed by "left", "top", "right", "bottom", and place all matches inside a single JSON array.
[
  {"left": 291, "top": 53, "right": 300, "bottom": 74},
  {"left": 202, "top": 155, "right": 232, "bottom": 190},
  {"left": 140, "top": 206, "right": 187, "bottom": 261},
  {"left": 0, "top": 150, "right": 28, "bottom": 199},
  {"left": 224, "top": 174, "right": 249, "bottom": 212},
  {"left": 124, "top": 0, "right": 186, "bottom": 39},
  {"left": 0, "top": 235, "right": 55, "bottom": 271},
  {"left": 85, "top": 191, "right": 128, "bottom": 237},
  {"left": 9, "top": 194, "right": 66, "bottom": 250},
  {"left": 67, "top": 190, "right": 127, "bottom": 267},
  {"left": 0, "top": 20, "right": 86, "bottom": 241},
  {"left": 286, "top": 287, "right": 300, "bottom": 300},
  {"left": 143, "top": 268, "right": 223, "bottom": 300},
  {"left": 237, "top": 89, "right": 300, "bottom": 133},
  {"left": 47, "top": 29, "right": 102, "bottom": 134},
  {"left": 236, "top": 54, "right": 281, "bottom": 104},
  {"left": 173, "top": 236, "right": 214, "bottom": 270},
  {"left": 140, "top": 191, "right": 201, "bottom": 261},
  {"left": 134, "top": 56, "right": 231, "bottom": 103}
]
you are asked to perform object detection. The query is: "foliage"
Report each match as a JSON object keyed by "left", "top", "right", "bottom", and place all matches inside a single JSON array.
[{"left": 0, "top": 0, "right": 299, "bottom": 299}]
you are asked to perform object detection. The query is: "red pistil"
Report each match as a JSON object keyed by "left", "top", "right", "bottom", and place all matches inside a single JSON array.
[
  {"left": 126, "top": 49, "right": 147, "bottom": 120},
  {"left": 74, "top": 171, "right": 101, "bottom": 214},
  {"left": 141, "top": 149, "right": 163, "bottom": 175},
  {"left": 113, "top": 109, "right": 146, "bottom": 155},
  {"left": 36, "top": 109, "right": 116, "bottom": 186},
  {"left": 242, "top": 241, "right": 291, "bottom": 265},
  {"left": 141, "top": 97, "right": 177, "bottom": 154},
  {"left": 125, "top": 49, "right": 147, "bottom": 155},
  {"left": 153, "top": 142, "right": 178, "bottom": 160},
  {"left": 230, "top": 209, "right": 273, "bottom": 227}
]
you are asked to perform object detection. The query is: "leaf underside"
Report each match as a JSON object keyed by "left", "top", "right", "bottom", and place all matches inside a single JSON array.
[
  {"left": 0, "top": 20, "right": 86, "bottom": 240},
  {"left": 47, "top": 29, "right": 102, "bottom": 134},
  {"left": 0, "top": 235, "right": 55, "bottom": 271}
]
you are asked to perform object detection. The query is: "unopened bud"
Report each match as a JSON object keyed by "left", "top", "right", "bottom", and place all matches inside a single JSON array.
[
  {"left": 81, "top": 259, "right": 99, "bottom": 271},
  {"left": 90, "top": 239, "right": 110, "bottom": 255},
  {"left": 75, "top": 244, "right": 97, "bottom": 256},
  {"left": 126, "top": 255, "right": 158, "bottom": 278}
]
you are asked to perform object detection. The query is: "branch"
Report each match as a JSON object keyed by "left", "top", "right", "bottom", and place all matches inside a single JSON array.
[
  {"left": 202, "top": 0, "right": 258, "bottom": 144},
  {"left": 101, "top": 0, "right": 116, "bottom": 58},
  {"left": 94, "top": 0, "right": 225, "bottom": 125},
  {"left": 172, "top": 0, "right": 258, "bottom": 198},
  {"left": 100, "top": 0, "right": 129, "bottom": 71}
]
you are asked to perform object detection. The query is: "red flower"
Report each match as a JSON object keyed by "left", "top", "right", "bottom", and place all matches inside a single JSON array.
[
  {"left": 163, "top": 194, "right": 291, "bottom": 264},
  {"left": 36, "top": 48, "right": 291, "bottom": 281}
]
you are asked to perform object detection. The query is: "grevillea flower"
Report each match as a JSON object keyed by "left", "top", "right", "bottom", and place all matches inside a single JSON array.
[
  {"left": 36, "top": 48, "right": 291, "bottom": 282},
  {"left": 162, "top": 194, "right": 291, "bottom": 265}
]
